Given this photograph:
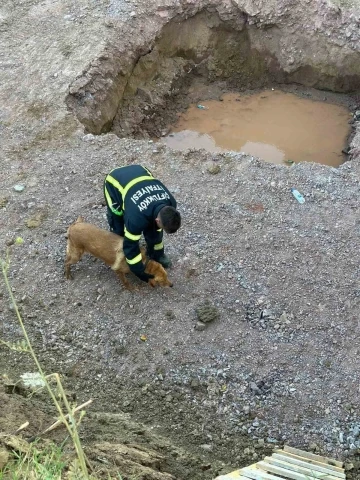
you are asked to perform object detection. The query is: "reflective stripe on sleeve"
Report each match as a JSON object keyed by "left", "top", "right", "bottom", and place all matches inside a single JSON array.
[
  {"left": 143, "top": 166, "right": 153, "bottom": 176},
  {"left": 104, "top": 186, "right": 123, "bottom": 216},
  {"left": 106, "top": 175, "right": 125, "bottom": 195},
  {"left": 124, "top": 228, "right": 142, "bottom": 241},
  {"left": 154, "top": 242, "right": 164, "bottom": 251},
  {"left": 126, "top": 253, "right": 142, "bottom": 265}
]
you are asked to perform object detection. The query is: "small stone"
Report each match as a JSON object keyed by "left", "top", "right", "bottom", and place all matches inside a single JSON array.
[
  {"left": 25, "top": 212, "right": 46, "bottom": 228},
  {"left": 195, "top": 301, "right": 220, "bottom": 323},
  {"left": 200, "top": 444, "right": 213, "bottom": 452},
  {"left": 165, "top": 310, "right": 175, "bottom": 320},
  {"left": 250, "top": 382, "right": 262, "bottom": 395},
  {"left": 0, "top": 448, "right": 9, "bottom": 469},
  {"left": 3, "top": 436, "right": 30, "bottom": 454},
  {"left": 194, "top": 321, "right": 206, "bottom": 331},
  {"left": 190, "top": 378, "right": 200, "bottom": 388},
  {"left": 309, "top": 442, "right": 319, "bottom": 452},
  {"left": 115, "top": 345, "right": 126, "bottom": 355},
  {"left": 0, "top": 197, "right": 8, "bottom": 208},
  {"left": 82, "top": 134, "right": 95, "bottom": 142},
  {"left": 207, "top": 163, "right": 221, "bottom": 175},
  {"left": 13, "top": 184, "right": 25, "bottom": 192}
]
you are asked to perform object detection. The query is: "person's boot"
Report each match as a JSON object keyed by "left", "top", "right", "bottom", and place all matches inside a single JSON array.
[
  {"left": 155, "top": 253, "right": 172, "bottom": 269},
  {"left": 146, "top": 246, "right": 172, "bottom": 268}
]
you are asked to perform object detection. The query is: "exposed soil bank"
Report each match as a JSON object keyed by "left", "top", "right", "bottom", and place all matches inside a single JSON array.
[{"left": 66, "top": 1, "right": 360, "bottom": 137}]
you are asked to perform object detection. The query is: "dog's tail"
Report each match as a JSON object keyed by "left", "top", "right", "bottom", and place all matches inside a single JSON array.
[{"left": 65, "top": 216, "right": 85, "bottom": 238}]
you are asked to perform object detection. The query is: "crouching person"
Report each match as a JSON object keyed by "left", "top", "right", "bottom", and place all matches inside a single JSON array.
[{"left": 104, "top": 164, "right": 181, "bottom": 284}]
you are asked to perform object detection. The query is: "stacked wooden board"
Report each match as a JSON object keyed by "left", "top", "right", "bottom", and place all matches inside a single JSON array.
[{"left": 215, "top": 445, "right": 346, "bottom": 480}]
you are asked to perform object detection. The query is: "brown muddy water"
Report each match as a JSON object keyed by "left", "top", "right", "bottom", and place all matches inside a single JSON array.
[{"left": 162, "top": 90, "right": 351, "bottom": 166}]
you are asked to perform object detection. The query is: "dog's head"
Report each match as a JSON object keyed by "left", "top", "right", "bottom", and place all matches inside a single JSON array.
[{"left": 145, "top": 260, "right": 173, "bottom": 288}]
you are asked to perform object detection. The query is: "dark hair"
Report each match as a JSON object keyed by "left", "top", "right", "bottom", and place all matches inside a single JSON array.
[{"left": 159, "top": 206, "right": 181, "bottom": 233}]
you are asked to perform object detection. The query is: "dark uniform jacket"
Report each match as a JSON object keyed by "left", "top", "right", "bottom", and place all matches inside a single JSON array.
[{"left": 104, "top": 165, "right": 177, "bottom": 275}]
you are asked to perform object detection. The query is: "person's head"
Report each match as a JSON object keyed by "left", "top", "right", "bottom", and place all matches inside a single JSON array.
[{"left": 156, "top": 206, "right": 181, "bottom": 234}]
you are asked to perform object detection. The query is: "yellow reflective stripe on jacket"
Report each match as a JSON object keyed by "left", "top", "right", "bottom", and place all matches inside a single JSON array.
[
  {"left": 104, "top": 186, "right": 113, "bottom": 207},
  {"left": 126, "top": 253, "right": 142, "bottom": 265},
  {"left": 154, "top": 242, "right": 164, "bottom": 251},
  {"left": 124, "top": 228, "right": 141, "bottom": 241},
  {"left": 104, "top": 186, "right": 123, "bottom": 215},
  {"left": 122, "top": 175, "right": 154, "bottom": 208},
  {"left": 106, "top": 174, "right": 124, "bottom": 196},
  {"left": 143, "top": 166, "right": 153, "bottom": 176}
]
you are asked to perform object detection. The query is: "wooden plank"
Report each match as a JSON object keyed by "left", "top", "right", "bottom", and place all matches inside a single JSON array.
[
  {"left": 258, "top": 460, "right": 343, "bottom": 480},
  {"left": 258, "top": 460, "right": 314, "bottom": 479},
  {"left": 271, "top": 453, "right": 345, "bottom": 478},
  {"left": 215, "top": 472, "right": 250, "bottom": 480},
  {"left": 240, "top": 466, "right": 289, "bottom": 480},
  {"left": 274, "top": 451, "right": 344, "bottom": 474},
  {"left": 215, "top": 474, "right": 250, "bottom": 480},
  {"left": 283, "top": 446, "right": 343, "bottom": 468},
  {"left": 263, "top": 456, "right": 344, "bottom": 480}
]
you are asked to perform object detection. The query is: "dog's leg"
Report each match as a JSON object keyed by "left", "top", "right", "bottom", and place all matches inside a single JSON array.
[
  {"left": 65, "top": 242, "right": 84, "bottom": 280},
  {"left": 116, "top": 271, "right": 135, "bottom": 291}
]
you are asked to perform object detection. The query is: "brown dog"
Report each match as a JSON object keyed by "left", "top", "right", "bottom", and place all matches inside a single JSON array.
[{"left": 65, "top": 217, "right": 173, "bottom": 289}]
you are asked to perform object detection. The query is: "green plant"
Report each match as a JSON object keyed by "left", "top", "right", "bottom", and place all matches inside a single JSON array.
[
  {"left": 0, "top": 249, "right": 91, "bottom": 478},
  {"left": 0, "top": 441, "right": 66, "bottom": 479}
]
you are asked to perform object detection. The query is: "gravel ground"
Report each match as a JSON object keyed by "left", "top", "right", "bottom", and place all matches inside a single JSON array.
[{"left": 1, "top": 0, "right": 360, "bottom": 478}]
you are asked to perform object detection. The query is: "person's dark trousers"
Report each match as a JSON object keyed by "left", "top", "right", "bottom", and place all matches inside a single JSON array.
[
  {"left": 106, "top": 207, "right": 125, "bottom": 236},
  {"left": 144, "top": 226, "right": 164, "bottom": 259}
]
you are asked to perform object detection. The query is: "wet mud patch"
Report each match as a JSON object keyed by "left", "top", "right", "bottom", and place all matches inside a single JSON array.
[{"left": 160, "top": 88, "right": 353, "bottom": 166}]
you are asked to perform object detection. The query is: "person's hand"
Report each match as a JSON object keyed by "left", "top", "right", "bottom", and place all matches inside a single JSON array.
[{"left": 136, "top": 272, "right": 155, "bottom": 284}]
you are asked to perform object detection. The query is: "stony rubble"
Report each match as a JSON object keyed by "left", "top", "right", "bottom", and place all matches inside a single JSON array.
[{"left": 1, "top": 0, "right": 360, "bottom": 479}]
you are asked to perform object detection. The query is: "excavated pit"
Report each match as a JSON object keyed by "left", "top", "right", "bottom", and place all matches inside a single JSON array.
[{"left": 66, "top": 6, "right": 360, "bottom": 156}]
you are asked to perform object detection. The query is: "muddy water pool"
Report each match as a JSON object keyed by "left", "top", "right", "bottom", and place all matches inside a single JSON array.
[{"left": 162, "top": 90, "right": 351, "bottom": 166}]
